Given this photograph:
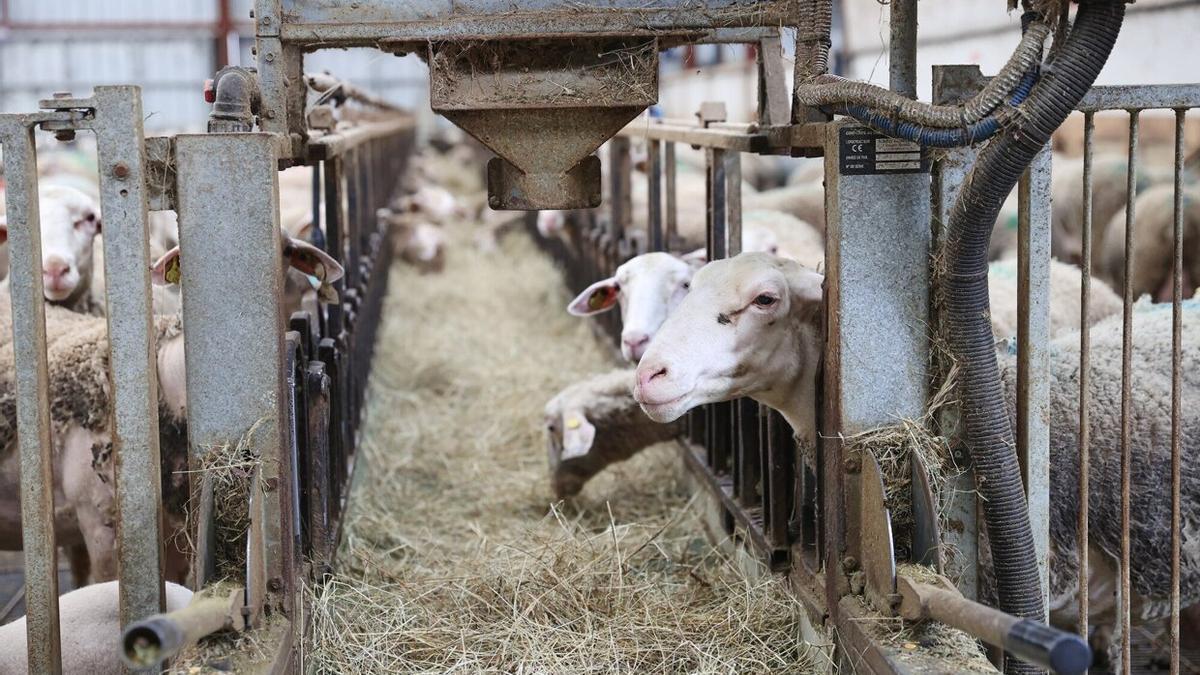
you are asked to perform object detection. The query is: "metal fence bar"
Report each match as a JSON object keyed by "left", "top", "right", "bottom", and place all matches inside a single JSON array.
[
  {"left": 1169, "top": 107, "right": 1186, "bottom": 675},
  {"left": 889, "top": 0, "right": 918, "bottom": 99},
  {"left": 0, "top": 117, "right": 62, "bottom": 675},
  {"left": 726, "top": 151, "right": 742, "bottom": 256},
  {"left": 1119, "top": 109, "right": 1140, "bottom": 673},
  {"left": 1016, "top": 144, "right": 1052, "bottom": 618},
  {"left": 1077, "top": 111, "right": 1095, "bottom": 642},
  {"left": 91, "top": 86, "right": 167, "bottom": 628},
  {"left": 665, "top": 142, "right": 678, "bottom": 249},
  {"left": 175, "top": 133, "right": 292, "bottom": 609},
  {"left": 648, "top": 139, "right": 664, "bottom": 252}
]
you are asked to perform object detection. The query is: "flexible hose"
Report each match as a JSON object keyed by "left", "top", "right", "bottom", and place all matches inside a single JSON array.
[
  {"left": 941, "top": 2, "right": 1125, "bottom": 673},
  {"left": 796, "top": 19, "right": 1050, "bottom": 128}
]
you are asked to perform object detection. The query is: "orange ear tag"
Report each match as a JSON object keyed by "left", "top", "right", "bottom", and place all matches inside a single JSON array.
[{"left": 165, "top": 256, "right": 182, "bottom": 284}]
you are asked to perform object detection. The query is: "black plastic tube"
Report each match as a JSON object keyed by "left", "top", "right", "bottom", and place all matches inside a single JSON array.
[{"left": 941, "top": 2, "right": 1125, "bottom": 673}]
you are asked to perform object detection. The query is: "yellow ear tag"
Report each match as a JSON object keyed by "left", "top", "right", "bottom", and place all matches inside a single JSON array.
[
  {"left": 165, "top": 256, "right": 182, "bottom": 284},
  {"left": 566, "top": 417, "right": 581, "bottom": 430}
]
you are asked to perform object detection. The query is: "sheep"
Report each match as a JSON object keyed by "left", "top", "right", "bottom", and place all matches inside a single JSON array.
[
  {"left": 1050, "top": 153, "right": 1173, "bottom": 273},
  {"left": 632, "top": 253, "right": 1200, "bottom": 670},
  {"left": 544, "top": 368, "right": 683, "bottom": 498},
  {"left": 567, "top": 252, "right": 701, "bottom": 363},
  {"left": 376, "top": 207, "right": 447, "bottom": 274},
  {"left": 0, "top": 234, "right": 343, "bottom": 586},
  {"left": 744, "top": 182, "right": 826, "bottom": 235},
  {"left": 0, "top": 183, "right": 104, "bottom": 314},
  {"left": 0, "top": 580, "right": 193, "bottom": 675},
  {"left": 986, "top": 257, "right": 1123, "bottom": 344},
  {"left": 1099, "top": 183, "right": 1200, "bottom": 302}
]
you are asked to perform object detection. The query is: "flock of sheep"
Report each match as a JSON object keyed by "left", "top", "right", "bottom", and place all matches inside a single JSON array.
[
  {"left": 0, "top": 120, "right": 1194, "bottom": 670},
  {"left": 536, "top": 135, "right": 1199, "bottom": 670}
]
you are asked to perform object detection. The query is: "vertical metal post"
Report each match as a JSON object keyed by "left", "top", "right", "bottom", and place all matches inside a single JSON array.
[
  {"left": 665, "top": 142, "right": 678, "bottom": 249},
  {"left": 1119, "top": 110, "right": 1140, "bottom": 674},
  {"left": 647, "top": 139, "right": 663, "bottom": 252},
  {"left": 1169, "top": 107, "right": 1186, "bottom": 675},
  {"left": 707, "top": 148, "right": 728, "bottom": 260},
  {"left": 889, "top": 0, "right": 918, "bottom": 98},
  {"left": 175, "top": 133, "right": 292, "bottom": 611},
  {"left": 930, "top": 64, "right": 984, "bottom": 601},
  {"left": 609, "top": 137, "right": 632, "bottom": 250},
  {"left": 726, "top": 151, "right": 743, "bottom": 256},
  {"left": 92, "top": 86, "right": 167, "bottom": 627},
  {"left": 1077, "top": 111, "right": 1095, "bottom": 640},
  {"left": 756, "top": 33, "right": 791, "bottom": 126},
  {"left": 0, "top": 117, "right": 62, "bottom": 675},
  {"left": 1016, "top": 145, "right": 1052, "bottom": 617}
]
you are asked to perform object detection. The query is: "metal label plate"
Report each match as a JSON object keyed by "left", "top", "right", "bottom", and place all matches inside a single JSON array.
[{"left": 838, "top": 126, "right": 928, "bottom": 176}]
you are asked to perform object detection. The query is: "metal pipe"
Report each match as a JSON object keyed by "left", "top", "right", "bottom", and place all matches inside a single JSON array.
[
  {"left": 208, "top": 65, "right": 260, "bottom": 133},
  {"left": 121, "top": 590, "right": 242, "bottom": 668},
  {"left": 665, "top": 142, "right": 677, "bottom": 248},
  {"left": 1077, "top": 111, "right": 1095, "bottom": 641},
  {"left": 889, "top": 0, "right": 917, "bottom": 98},
  {"left": 1119, "top": 110, "right": 1139, "bottom": 673},
  {"left": 1170, "top": 107, "right": 1186, "bottom": 675},
  {"left": 648, "top": 139, "right": 663, "bottom": 252}
]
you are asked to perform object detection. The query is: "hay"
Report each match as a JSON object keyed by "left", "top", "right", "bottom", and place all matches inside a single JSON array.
[
  {"left": 842, "top": 355, "right": 966, "bottom": 563},
  {"left": 181, "top": 420, "right": 265, "bottom": 581},
  {"left": 305, "top": 188, "right": 814, "bottom": 672}
]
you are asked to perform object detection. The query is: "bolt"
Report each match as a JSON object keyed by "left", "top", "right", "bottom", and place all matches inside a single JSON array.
[
  {"left": 111, "top": 162, "right": 130, "bottom": 180},
  {"left": 843, "top": 456, "right": 860, "bottom": 473},
  {"left": 54, "top": 130, "right": 76, "bottom": 142},
  {"left": 52, "top": 91, "right": 72, "bottom": 99},
  {"left": 264, "top": 109, "right": 276, "bottom": 120},
  {"left": 841, "top": 556, "right": 859, "bottom": 572},
  {"left": 267, "top": 577, "right": 283, "bottom": 592},
  {"left": 264, "top": 52, "right": 275, "bottom": 63}
]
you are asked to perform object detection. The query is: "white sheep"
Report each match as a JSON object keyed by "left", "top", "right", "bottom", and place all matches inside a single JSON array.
[
  {"left": 1100, "top": 183, "right": 1200, "bottom": 302},
  {"left": 987, "top": 257, "right": 1123, "bottom": 344},
  {"left": 567, "top": 252, "right": 701, "bottom": 362},
  {"left": 632, "top": 253, "right": 1200, "bottom": 670},
  {"left": 744, "top": 182, "right": 826, "bottom": 235},
  {"left": 543, "top": 368, "right": 682, "bottom": 498},
  {"left": 0, "top": 183, "right": 104, "bottom": 314},
  {"left": 376, "top": 207, "right": 447, "bottom": 274},
  {"left": 0, "top": 234, "right": 343, "bottom": 585},
  {"left": 0, "top": 580, "right": 193, "bottom": 675}
]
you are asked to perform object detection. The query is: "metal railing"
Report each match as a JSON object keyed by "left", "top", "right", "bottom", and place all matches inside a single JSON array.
[{"left": 0, "top": 85, "right": 413, "bottom": 673}]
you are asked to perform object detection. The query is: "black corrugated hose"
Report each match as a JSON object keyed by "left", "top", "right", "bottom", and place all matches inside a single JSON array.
[{"left": 942, "top": 1, "right": 1125, "bottom": 673}]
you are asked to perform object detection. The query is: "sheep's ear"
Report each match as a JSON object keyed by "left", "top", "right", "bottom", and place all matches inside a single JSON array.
[
  {"left": 560, "top": 414, "right": 596, "bottom": 460},
  {"left": 151, "top": 246, "right": 181, "bottom": 286},
  {"left": 283, "top": 237, "right": 344, "bottom": 284},
  {"left": 790, "top": 268, "right": 824, "bottom": 324},
  {"left": 567, "top": 277, "right": 619, "bottom": 316},
  {"left": 680, "top": 248, "right": 707, "bottom": 269}
]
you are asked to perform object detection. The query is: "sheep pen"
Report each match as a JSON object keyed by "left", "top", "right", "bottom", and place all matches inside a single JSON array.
[{"left": 305, "top": 189, "right": 816, "bottom": 672}]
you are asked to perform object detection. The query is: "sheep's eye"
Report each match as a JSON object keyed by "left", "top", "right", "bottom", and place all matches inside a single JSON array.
[{"left": 753, "top": 294, "right": 777, "bottom": 308}]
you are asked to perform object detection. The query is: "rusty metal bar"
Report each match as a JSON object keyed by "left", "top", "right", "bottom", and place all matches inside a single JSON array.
[
  {"left": 1075, "top": 84, "right": 1200, "bottom": 113},
  {"left": 648, "top": 139, "right": 664, "bottom": 252},
  {"left": 1169, "top": 107, "right": 1185, "bottom": 675},
  {"left": 1119, "top": 109, "right": 1139, "bottom": 673},
  {"left": 0, "top": 116, "right": 62, "bottom": 675},
  {"left": 665, "top": 142, "right": 678, "bottom": 248},
  {"left": 91, "top": 86, "right": 167, "bottom": 627},
  {"left": 756, "top": 33, "right": 790, "bottom": 126},
  {"left": 609, "top": 137, "right": 632, "bottom": 247},
  {"left": 889, "top": 0, "right": 918, "bottom": 98},
  {"left": 726, "top": 151, "right": 742, "bottom": 256},
  {"left": 707, "top": 147, "right": 728, "bottom": 259},
  {"left": 1077, "top": 111, "right": 1095, "bottom": 642},
  {"left": 1016, "top": 144, "right": 1052, "bottom": 617}
]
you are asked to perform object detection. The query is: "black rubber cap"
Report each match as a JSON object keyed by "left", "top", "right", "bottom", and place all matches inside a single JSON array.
[{"left": 1005, "top": 618, "right": 1093, "bottom": 675}]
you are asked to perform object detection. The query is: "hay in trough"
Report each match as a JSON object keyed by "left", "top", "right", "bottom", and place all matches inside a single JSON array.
[{"left": 305, "top": 192, "right": 815, "bottom": 672}]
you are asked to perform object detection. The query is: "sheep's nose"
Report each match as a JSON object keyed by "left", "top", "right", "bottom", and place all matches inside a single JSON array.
[
  {"left": 637, "top": 363, "right": 668, "bottom": 391},
  {"left": 622, "top": 332, "right": 650, "bottom": 355},
  {"left": 43, "top": 257, "right": 69, "bottom": 280}
]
